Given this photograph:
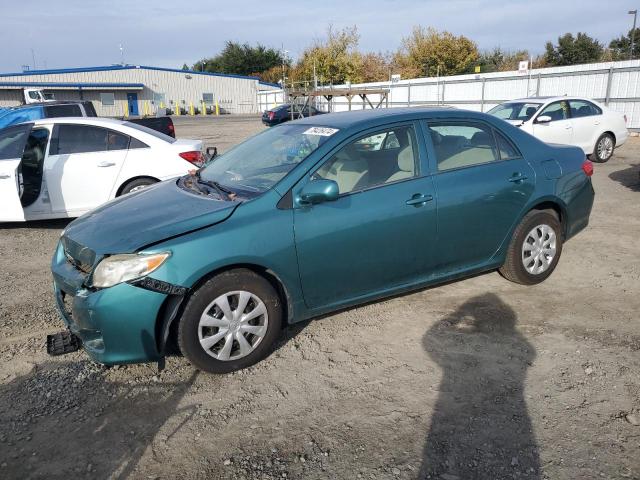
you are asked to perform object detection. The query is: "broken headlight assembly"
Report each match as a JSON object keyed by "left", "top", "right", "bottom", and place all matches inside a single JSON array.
[{"left": 91, "top": 252, "right": 170, "bottom": 288}]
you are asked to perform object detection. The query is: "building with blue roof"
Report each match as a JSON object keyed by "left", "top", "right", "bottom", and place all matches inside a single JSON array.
[{"left": 0, "top": 64, "right": 279, "bottom": 116}]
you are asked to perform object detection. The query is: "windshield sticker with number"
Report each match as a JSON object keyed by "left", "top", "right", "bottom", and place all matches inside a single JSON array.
[{"left": 303, "top": 127, "right": 339, "bottom": 137}]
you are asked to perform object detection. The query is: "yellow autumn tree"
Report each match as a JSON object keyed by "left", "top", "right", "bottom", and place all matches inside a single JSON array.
[{"left": 394, "top": 27, "right": 479, "bottom": 77}]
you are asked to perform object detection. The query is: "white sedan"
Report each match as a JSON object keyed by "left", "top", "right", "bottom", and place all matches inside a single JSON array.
[
  {"left": 0, "top": 117, "right": 203, "bottom": 222},
  {"left": 488, "top": 96, "right": 628, "bottom": 162}
]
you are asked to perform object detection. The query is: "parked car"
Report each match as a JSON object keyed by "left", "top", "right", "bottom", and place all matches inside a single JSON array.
[
  {"left": 0, "top": 101, "right": 97, "bottom": 129},
  {"left": 0, "top": 101, "right": 176, "bottom": 138},
  {"left": 0, "top": 117, "right": 203, "bottom": 222},
  {"left": 50, "top": 108, "right": 594, "bottom": 374},
  {"left": 262, "top": 104, "right": 326, "bottom": 126},
  {"left": 487, "top": 96, "right": 628, "bottom": 162}
]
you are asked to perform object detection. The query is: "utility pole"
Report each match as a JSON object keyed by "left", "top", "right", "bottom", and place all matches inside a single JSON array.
[
  {"left": 30, "top": 48, "right": 36, "bottom": 70},
  {"left": 119, "top": 44, "right": 124, "bottom": 65},
  {"left": 629, "top": 10, "right": 638, "bottom": 60}
]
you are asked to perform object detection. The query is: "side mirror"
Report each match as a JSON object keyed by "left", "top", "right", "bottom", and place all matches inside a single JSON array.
[
  {"left": 298, "top": 179, "right": 339, "bottom": 205},
  {"left": 536, "top": 115, "right": 552, "bottom": 124}
]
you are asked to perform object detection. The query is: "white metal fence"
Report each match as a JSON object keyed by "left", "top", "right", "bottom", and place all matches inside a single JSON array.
[{"left": 257, "top": 60, "right": 640, "bottom": 129}]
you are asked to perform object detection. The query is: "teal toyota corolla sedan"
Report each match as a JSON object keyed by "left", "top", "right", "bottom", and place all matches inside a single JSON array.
[{"left": 50, "top": 108, "right": 595, "bottom": 373}]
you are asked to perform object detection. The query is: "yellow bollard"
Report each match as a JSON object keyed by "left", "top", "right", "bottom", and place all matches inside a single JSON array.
[
  {"left": 160, "top": 101, "right": 165, "bottom": 109},
  {"left": 201, "top": 101, "right": 207, "bottom": 116},
  {"left": 122, "top": 102, "right": 128, "bottom": 118},
  {"left": 215, "top": 100, "right": 220, "bottom": 116},
  {"left": 189, "top": 102, "right": 195, "bottom": 116},
  {"left": 175, "top": 102, "right": 180, "bottom": 116}
]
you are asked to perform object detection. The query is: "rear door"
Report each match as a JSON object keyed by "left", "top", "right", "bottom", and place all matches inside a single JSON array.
[
  {"left": 0, "top": 124, "right": 32, "bottom": 221},
  {"left": 568, "top": 99, "right": 602, "bottom": 153},
  {"left": 425, "top": 120, "right": 535, "bottom": 273},
  {"left": 532, "top": 100, "right": 574, "bottom": 146},
  {"left": 45, "top": 124, "right": 129, "bottom": 213}
]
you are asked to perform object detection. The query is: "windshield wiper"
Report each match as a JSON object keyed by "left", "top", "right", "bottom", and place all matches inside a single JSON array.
[{"left": 194, "top": 170, "right": 233, "bottom": 201}]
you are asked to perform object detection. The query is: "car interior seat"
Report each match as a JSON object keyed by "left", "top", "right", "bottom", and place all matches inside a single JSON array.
[
  {"left": 317, "top": 143, "right": 369, "bottom": 194},
  {"left": 525, "top": 106, "right": 537, "bottom": 119},
  {"left": 386, "top": 129, "right": 415, "bottom": 183}
]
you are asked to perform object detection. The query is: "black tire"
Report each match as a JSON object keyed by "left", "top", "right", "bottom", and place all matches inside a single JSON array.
[
  {"left": 499, "top": 210, "right": 563, "bottom": 285},
  {"left": 592, "top": 133, "right": 615, "bottom": 163},
  {"left": 178, "top": 269, "right": 283, "bottom": 374},
  {"left": 119, "top": 177, "right": 158, "bottom": 195}
]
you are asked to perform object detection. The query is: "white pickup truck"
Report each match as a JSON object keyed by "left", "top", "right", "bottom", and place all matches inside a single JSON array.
[{"left": 23, "top": 88, "right": 55, "bottom": 104}]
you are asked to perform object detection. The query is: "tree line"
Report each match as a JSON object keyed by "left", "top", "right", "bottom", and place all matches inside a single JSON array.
[{"left": 183, "top": 26, "right": 640, "bottom": 86}]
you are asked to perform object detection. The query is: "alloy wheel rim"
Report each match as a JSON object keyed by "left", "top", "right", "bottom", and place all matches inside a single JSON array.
[
  {"left": 129, "top": 185, "right": 149, "bottom": 193},
  {"left": 597, "top": 136, "right": 613, "bottom": 160},
  {"left": 198, "top": 290, "right": 268, "bottom": 361},
  {"left": 521, "top": 224, "right": 557, "bottom": 275}
]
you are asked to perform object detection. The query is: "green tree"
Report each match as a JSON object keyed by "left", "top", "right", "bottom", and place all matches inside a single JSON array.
[
  {"left": 544, "top": 32, "right": 603, "bottom": 66},
  {"left": 393, "top": 27, "right": 479, "bottom": 77},
  {"left": 477, "top": 48, "right": 529, "bottom": 72},
  {"left": 194, "top": 41, "right": 286, "bottom": 77},
  {"left": 609, "top": 28, "right": 640, "bottom": 60}
]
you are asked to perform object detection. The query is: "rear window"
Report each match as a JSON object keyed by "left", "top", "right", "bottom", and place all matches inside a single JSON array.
[
  {"left": 45, "top": 104, "right": 83, "bottom": 118},
  {"left": 123, "top": 121, "right": 176, "bottom": 143}
]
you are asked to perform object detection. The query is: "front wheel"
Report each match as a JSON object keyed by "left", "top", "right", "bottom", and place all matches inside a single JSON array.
[
  {"left": 178, "top": 269, "right": 283, "bottom": 374},
  {"left": 499, "top": 210, "right": 563, "bottom": 285},
  {"left": 592, "top": 133, "right": 615, "bottom": 163},
  {"left": 119, "top": 177, "right": 158, "bottom": 195}
]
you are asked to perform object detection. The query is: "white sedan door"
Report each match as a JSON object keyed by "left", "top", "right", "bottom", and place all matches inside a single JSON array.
[
  {"left": 568, "top": 99, "right": 603, "bottom": 153},
  {"left": 532, "top": 100, "right": 574, "bottom": 146},
  {"left": 0, "top": 124, "right": 32, "bottom": 222},
  {"left": 45, "top": 124, "right": 128, "bottom": 214}
]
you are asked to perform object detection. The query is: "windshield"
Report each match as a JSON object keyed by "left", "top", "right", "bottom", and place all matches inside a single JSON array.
[
  {"left": 488, "top": 102, "right": 542, "bottom": 122},
  {"left": 199, "top": 124, "right": 337, "bottom": 193}
]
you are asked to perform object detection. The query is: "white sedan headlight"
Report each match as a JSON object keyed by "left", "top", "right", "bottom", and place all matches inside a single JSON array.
[{"left": 91, "top": 252, "right": 170, "bottom": 288}]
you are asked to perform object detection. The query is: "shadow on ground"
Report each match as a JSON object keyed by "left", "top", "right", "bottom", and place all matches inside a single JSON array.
[
  {"left": 609, "top": 163, "right": 640, "bottom": 191},
  {"left": 0, "top": 361, "right": 197, "bottom": 479},
  {"left": 0, "top": 218, "right": 73, "bottom": 230},
  {"left": 420, "top": 293, "right": 540, "bottom": 479}
]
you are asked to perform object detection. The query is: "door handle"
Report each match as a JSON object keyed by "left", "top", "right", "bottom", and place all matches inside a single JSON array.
[
  {"left": 508, "top": 173, "right": 528, "bottom": 183},
  {"left": 97, "top": 162, "right": 116, "bottom": 167},
  {"left": 0, "top": 174, "right": 10, "bottom": 179},
  {"left": 508, "top": 174, "right": 528, "bottom": 183},
  {"left": 406, "top": 193, "right": 433, "bottom": 206}
]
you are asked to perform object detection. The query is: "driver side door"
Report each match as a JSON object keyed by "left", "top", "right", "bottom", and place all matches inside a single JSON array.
[
  {"left": 532, "top": 100, "right": 574, "bottom": 146},
  {"left": 0, "top": 124, "right": 32, "bottom": 222}
]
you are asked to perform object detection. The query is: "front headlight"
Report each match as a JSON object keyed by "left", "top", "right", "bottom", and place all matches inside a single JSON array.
[{"left": 91, "top": 252, "right": 170, "bottom": 288}]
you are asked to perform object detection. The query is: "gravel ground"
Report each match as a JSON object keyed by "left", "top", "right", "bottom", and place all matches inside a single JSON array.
[{"left": 0, "top": 116, "right": 639, "bottom": 480}]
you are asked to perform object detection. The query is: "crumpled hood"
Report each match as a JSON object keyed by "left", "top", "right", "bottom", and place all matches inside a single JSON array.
[{"left": 62, "top": 179, "right": 239, "bottom": 256}]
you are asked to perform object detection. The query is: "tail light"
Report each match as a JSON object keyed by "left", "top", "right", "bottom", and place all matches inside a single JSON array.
[
  {"left": 268, "top": 111, "right": 275, "bottom": 120},
  {"left": 179, "top": 151, "right": 204, "bottom": 167},
  {"left": 582, "top": 159, "right": 594, "bottom": 177}
]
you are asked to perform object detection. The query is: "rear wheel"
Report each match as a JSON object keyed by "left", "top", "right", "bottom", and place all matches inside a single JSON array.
[
  {"left": 592, "top": 133, "right": 615, "bottom": 163},
  {"left": 178, "top": 269, "right": 283, "bottom": 374},
  {"left": 499, "top": 210, "right": 563, "bottom": 285},
  {"left": 119, "top": 177, "right": 158, "bottom": 195}
]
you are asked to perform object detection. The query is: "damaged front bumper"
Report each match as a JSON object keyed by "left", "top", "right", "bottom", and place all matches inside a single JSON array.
[{"left": 51, "top": 242, "right": 174, "bottom": 365}]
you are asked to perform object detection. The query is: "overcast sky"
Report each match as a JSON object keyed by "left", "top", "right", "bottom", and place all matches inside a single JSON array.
[{"left": 1, "top": 0, "right": 638, "bottom": 72}]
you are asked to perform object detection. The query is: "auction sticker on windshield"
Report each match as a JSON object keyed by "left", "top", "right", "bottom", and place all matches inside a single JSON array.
[{"left": 303, "top": 127, "right": 339, "bottom": 136}]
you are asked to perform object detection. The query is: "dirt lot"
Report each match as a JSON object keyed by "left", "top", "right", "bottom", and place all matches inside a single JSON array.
[{"left": 0, "top": 116, "right": 638, "bottom": 480}]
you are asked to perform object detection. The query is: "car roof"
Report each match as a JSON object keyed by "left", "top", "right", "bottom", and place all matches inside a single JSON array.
[
  {"left": 32, "top": 117, "right": 125, "bottom": 127},
  {"left": 289, "top": 107, "right": 471, "bottom": 129},
  {"left": 503, "top": 96, "right": 597, "bottom": 104},
  {"left": 5, "top": 101, "right": 91, "bottom": 110}
]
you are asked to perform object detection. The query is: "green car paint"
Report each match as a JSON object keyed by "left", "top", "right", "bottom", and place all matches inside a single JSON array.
[{"left": 51, "top": 108, "right": 594, "bottom": 366}]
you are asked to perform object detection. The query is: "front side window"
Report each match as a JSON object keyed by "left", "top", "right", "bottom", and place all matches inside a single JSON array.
[
  {"left": 569, "top": 100, "right": 601, "bottom": 118},
  {"left": 0, "top": 125, "right": 30, "bottom": 160},
  {"left": 429, "top": 122, "right": 499, "bottom": 171},
  {"left": 200, "top": 124, "right": 334, "bottom": 193},
  {"left": 488, "top": 102, "right": 542, "bottom": 121},
  {"left": 314, "top": 125, "right": 418, "bottom": 194},
  {"left": 538, "top": 101, "right": 570, "bottom": 122}
]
